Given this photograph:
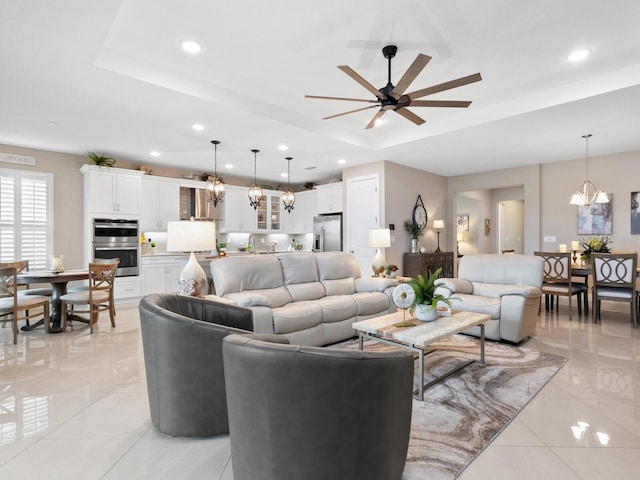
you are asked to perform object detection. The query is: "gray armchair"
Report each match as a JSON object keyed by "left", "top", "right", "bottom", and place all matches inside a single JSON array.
[
  {"left": 222, "top": 333, "right": 414, "bottom": 480},
  {"left": 139, "top": 294, "right": 253, "bottom": 437}
]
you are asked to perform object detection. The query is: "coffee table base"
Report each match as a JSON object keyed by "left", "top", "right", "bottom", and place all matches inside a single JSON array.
[{"left": 358, "top": 323, "right": 485, "bottom": 401}]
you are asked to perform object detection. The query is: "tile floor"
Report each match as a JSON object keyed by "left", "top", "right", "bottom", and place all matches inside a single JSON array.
[{"left": 1, "top": 299, "right": 639, "bottom": 479}]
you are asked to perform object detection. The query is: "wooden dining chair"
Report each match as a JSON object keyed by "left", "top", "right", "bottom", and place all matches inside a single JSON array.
[
  {"left": 60, "top": 260, "right": 119, "bottom": 333},
  {"left": 591, "top": 253, "right": 638, "bottom": 328},
  {"left": 502, "top": 249, "right": 516, "bottom": 255},
  {"left": 0, "top": 266, "right": 52, "bottom": 343},
  {"left": 534, "top": 252, "right": 588, "bottom": 320}
]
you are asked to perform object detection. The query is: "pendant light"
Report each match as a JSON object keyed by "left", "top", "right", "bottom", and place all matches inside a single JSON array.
[
  {"left": 206, "top": 140, "right": 226, "bottom": 207},
  {"left": 569, "top": 134, "right": 609, "bottom": 206},
  {"left": 248, "top": 149, "right": 264, "bottom": 210},
  {"left": 282, "top": 156, "right": 295, "bottom": 213}
]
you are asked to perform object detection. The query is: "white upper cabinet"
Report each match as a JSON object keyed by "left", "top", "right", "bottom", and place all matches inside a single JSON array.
[
  {"left": 292, "top": 191, "right": 316, "bottom": 233},
  {"left": 81, "top": 165, "right": 144, "bottom": 215},
  {"left": 141, "top": 177, "right": 180, "bottom": 230},
  {"left": 220, "top": 186, "right": 256, "bottom": 232},
  {"left": 316, "top": 182, "right": 343, "bottom": 214}
]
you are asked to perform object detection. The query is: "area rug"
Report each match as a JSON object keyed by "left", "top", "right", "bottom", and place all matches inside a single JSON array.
[{"left": 337, "top": 334, "right": 566, "bottom": 479}]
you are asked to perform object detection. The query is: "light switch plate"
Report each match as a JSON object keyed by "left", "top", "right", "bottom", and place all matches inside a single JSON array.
[{"left": 543, "top": 236, "right": 556, "bottom": 242}]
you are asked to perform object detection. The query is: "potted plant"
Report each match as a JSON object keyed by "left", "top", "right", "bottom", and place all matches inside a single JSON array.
[
  {"left": 87, "top": 152, "right": 116, "bottom": 168},
  {"left": 384, "top": 264, "right": 398, "bottom": 278},
  {"left": 579, "top": 235, "right": 611, "bottom": 263},
  {"left": 403, "top": 219, "right": 425, "bottom": 253},
  {"left": 407, "top": 267, "right": 455, "bottom": 321}
]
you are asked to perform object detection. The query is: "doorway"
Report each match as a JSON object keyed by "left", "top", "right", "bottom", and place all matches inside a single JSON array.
[{"left": 498, "top": 200, "right": 524, "bottom": 254}]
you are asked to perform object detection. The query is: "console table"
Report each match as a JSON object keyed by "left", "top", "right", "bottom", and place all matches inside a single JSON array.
[{"left": 403, "top": 252, "right": 454, "bottom": 279}]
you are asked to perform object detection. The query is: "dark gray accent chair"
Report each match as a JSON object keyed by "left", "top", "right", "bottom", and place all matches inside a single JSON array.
[
  {"left": 139, "top": 294, "right": 253, "bottom": 437},
  {"left": 222, "top": 333, "right": 414, "bottom": 480}
]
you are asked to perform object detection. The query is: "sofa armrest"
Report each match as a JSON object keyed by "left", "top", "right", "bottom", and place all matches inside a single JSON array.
[
  {"left": 355, "top": 277, "right": 396, "bottom": 293},
  {"left": 434, "top": 278, "right": 473, "bottom": 294},
  {"left": 497, "top": 285, "right": 542, "bottom": 299}
]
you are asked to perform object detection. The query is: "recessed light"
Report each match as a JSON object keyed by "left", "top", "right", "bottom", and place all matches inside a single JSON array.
[
  {"left": 150, "top": 151, "right": 160, "bottom": 157},
  {"left": 337, "top": 159, "right": 346, "bottom": 164},
  {"left": 47, "top": 121, "right": 59, "bottom": 127},
  {"left": 225, "top": 164, "right": 233, "bottom": 169},
  {"left": 191, "top": 123, "right": 205, "bottom": 131},
  {"left": 567, "top": 49, "right": 589, "bottom": 62},
  {"left": 180, "top": 39, "right": 202, "bottom": 54},
  {"left": 278, "top": 144, "right": 288, "bottom": 151},
  {"left": 375, "top": 118, "right": 385, "bottom": 126},
  {"left": 280, "top": 172, "right": 288, "bottom": 178}
]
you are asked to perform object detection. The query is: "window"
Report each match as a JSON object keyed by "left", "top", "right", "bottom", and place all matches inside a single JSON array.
[{"left": 0, "top": 168, "right": 53, "bottom": 269}]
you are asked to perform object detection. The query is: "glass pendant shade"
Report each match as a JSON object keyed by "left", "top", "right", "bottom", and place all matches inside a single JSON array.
[
  {"left": 208, "top": 140, "right": 225, "bottom": 207},
  {"left": 248, "top": 149, "right": 264, "bottom": 210},
  {"left": 282, "top": 156, "right": 295, "bottom": 213},
  {"left": 569, "top": 134, "right": 608, "bottom": 207}
]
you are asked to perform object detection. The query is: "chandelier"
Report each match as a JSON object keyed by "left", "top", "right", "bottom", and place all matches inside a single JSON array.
[
  {"left": 206, "top": 140, "right": 225, "bottom": 207},
  {"left": 248, "top": 149, "right": 264, "bottom": 210},
  {"left": 282, "top": 157, "right": 295, "bottom": 213},
  {"left": 570, "top": 134, "right": 608, "bottom": 207}
]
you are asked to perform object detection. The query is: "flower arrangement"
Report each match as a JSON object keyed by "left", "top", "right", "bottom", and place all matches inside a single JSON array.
[
  {"left": 403, "top": 220, "right": 425, "bottom": 240},
  {"left": 384, "top": 264, "right": 398, "bottom": 277},
  {"left": 580, "top": 235, "right": 611, "bottom": 262}
]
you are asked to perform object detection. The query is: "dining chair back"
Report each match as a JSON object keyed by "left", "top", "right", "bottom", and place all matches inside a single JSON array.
[
  {"left": 591, "top": 253, "right": 638, "bottom": 328},
  {"left": 534, "top": 251, "right": 588, "bottom": 319},
  {"left": 60, "top": 260, "right": 119, "bottom": 333},
  {"left": 0, "top": 265, "right": 51, "bottom": 343}
]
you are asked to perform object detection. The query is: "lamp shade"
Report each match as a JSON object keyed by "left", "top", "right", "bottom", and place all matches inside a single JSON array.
[
  {"left": 167, "top": 221, "right": 217, "bottom": 253},
  {"left": 369, "top": 228, "right": 391, "bottom": 248},
  {"left": 433, "top": 219, "right": 445, "bottom": 229}
]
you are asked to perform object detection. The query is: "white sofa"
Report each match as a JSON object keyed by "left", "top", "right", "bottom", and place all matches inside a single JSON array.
[
  {"left": 210, "top": 252, "right": 395, "bottom": 346},
  {"left": 434, "top": 254, "right": 543, "bottom": 343}
]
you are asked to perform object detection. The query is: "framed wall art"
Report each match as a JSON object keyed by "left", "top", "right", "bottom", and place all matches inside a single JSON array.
[
  {"left": 632, "top": 192, "right": 640, "bottom": 234},
  {"left": 577, "top": 194, "right": 613, "bottom": 235},
  {"left": 456, "top": 213, "right": 469, "bottom": 232}
]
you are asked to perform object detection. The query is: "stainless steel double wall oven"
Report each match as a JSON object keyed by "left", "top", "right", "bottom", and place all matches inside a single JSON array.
[{"left": 92, "top": 218, "right": 139, "bottom": 276}]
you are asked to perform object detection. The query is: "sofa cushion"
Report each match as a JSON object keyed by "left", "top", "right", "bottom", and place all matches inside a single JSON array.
[
  {"left": 449, "top": 293, "right": 501, "bottom": 319},
  {"left": 315, "top": 295, "right": 358, "bottom": 323},
  {"left": 224, "top": 292, "right": 272, "bottom": 307},
  {"left": 225, "top": 287, "right": 291, "bottom": 309},
  {"left": 352, "top": 292, "right": 390, "bottom": 316},
  {"left": 286, "top": 282, "right": 326, "bottom": 302},
  {"left": 210, "top": 255, "right": 284, "bottom": 296},
  {"left": 315, "top": 252, "right": 361, "bottom": 281},
  {"left": 322, "top": 278, "right": 356, "bottom": 296},
  {"left": 277, "top": 254, "right": 320, "bottom": 284},
  {"left": 458, "top": 254, "right": 543, "bottom": 288},
  {"left": 272, "top": 301, "right": 323, "bottom": 335}
]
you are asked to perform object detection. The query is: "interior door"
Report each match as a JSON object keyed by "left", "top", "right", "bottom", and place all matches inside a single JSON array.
[{"left": 346, "top": 175, "right": 380, "bottom": 276}]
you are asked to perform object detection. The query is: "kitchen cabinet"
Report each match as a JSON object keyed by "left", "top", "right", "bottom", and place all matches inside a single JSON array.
[
  {"left": 257, "top": 193, "right": 283, "bottom": 232},
  {"left": 220, "top": 186, "right": 256, "bottom": 232},
  {"left": 113, "top": 277, "right": 141, "bottom": 299},
  {"left": 141, "top": 177, "right": 180, "bottom": 230},
  {"left": 293, "top": 190, "right": 316, "bottom": 233},
  {"left": 316, "top": 182, "right": 343, "bottom": 214},
  {"left": 141, "top": 256, "right": 183, "bottom": 294},
  {"left": 403, "top": 252, "right": 454, "bottom": 279},
  {"left": 80, "top": 165, "right": 144, "bottom": 215}
]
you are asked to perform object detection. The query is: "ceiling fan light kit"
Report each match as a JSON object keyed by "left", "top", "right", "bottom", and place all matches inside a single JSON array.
[{"left": 306, "top": 44, "right": 482, "bottom": 129}]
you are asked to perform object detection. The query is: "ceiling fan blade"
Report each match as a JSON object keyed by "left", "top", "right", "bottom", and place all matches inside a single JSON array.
[
  {"left": 323, "top": 105, "right": 379, "bottom": 120},
  {"left": 410, "top": 100, "right": 472, "bottom": 108},
  {"left": 365, "top": 110, "right": 386, "bottom": 129},
  {"left": 391, "top": 53, "right": 431, "bottom": 97},
  {"left": 407, "top": 73, "right": 482, "bottom": 100},
  {"left": 338, "top": 65, "right": 383, "bottom": 99},
  {"left": 395, "top": 108, "right": 426, "bottom": 126},
  {"left": 305, "top": 95, "right": 376, "bottom": 103}
]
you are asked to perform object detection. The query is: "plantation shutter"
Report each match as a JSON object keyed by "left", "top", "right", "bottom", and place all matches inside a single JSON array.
[{"left": 0, "top": 169, "right": 52, "bottom": 268}]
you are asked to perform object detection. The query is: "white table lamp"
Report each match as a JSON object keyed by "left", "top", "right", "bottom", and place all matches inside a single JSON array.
[
  {"left": 167, "top": 220, "right": 217, "bottom": 296},
  {"left": 433, "top": 220, "right": 445, "bottom": 253},
  {"left": 369, "top": 228, "right": 391, "bottom": 276}
]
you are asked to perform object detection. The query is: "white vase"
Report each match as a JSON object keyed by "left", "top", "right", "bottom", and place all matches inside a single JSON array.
[{"left": 414, "top": 304, "right": 437, "bottom": 321}]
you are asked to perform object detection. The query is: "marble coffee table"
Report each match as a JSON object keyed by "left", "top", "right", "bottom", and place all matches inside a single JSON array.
[{"left": 353, "top": 310, "right": 490, "bottom": 400}]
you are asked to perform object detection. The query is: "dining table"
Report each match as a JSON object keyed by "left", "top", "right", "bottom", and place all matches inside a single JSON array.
[{"left": 18, "top": 269, "right": 89, "bottom": 333}]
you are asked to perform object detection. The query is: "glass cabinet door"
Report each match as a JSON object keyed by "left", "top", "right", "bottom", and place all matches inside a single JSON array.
[
  {"left": 257, "top": 197, "right": 268, "bottom": 230},
  {"left": 270, "top": 195, "right": 281, "bottom": 230}
]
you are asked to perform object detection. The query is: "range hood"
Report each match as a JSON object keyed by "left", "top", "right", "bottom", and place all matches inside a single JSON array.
[{"left": 180, "top": 187, "right": 221, "bottom": 221}]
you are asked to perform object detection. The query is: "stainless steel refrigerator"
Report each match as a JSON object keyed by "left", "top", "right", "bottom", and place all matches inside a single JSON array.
[{"left": 313, "top": 214, "right": 343, "bottom": 252}]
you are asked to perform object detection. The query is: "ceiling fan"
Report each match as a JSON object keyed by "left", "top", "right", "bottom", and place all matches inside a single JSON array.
[{"left": 306, "top": 45, "right": 482, "bottom": 129}]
